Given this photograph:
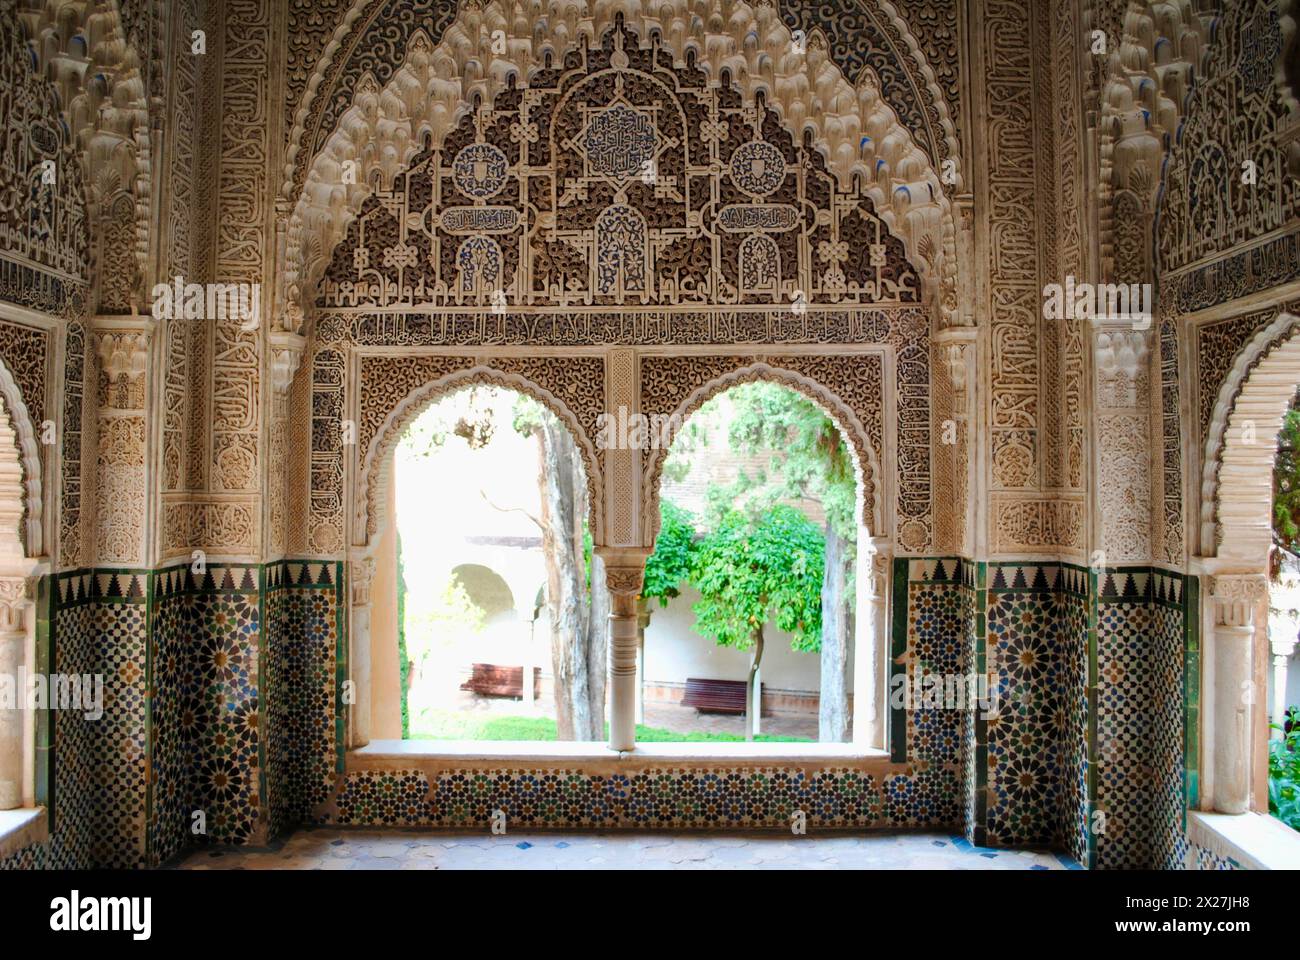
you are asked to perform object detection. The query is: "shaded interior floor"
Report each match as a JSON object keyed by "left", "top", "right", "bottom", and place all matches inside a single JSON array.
[{"left": 174, "top": 828, "right": 1081, "bottom": 870}]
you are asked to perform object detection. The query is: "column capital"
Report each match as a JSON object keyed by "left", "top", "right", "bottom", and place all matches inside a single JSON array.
[
  {"left": 91, "top": 321, "right": 153, "bottom": 412},
  {"left": 593, "top": 546, "right": 651, "bottom": 597},
  {"left": 269, "top": 331, "right": 306, "bottom": 416},
  {"left": 1209, "top": 573, "right": 1268, "bottom": 628},
  {"left": 1094, "top": 325, "right": 1151, "bottom": 407},
  {"left": 0, "top": 570, "right": 36, "bottom": 634},
  {"left": 349, "top": 553, "right": 376, "bottom": 606},
  {"left": 269, "top": 332, "right": 306, "bottom": 391}
]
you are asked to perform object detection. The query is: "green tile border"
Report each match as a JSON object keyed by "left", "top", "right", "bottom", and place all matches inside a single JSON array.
[
  {"left": 1084, "top": 565, "right": 1100, "bottom": 870},
  {"left": 335, "top": 561, "right": 348, "bottom": 774},
  {"left": 970, "top": 560, "right": 988, "bottom": 846},
  {"left": 889, "top": 556, "right": 909, "bottom": 763},
  {"left": 1183, "top": 574, "right": 1200, "bottom": 818}
]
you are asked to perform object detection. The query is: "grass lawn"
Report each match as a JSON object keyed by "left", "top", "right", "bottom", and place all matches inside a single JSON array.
[{"left": 409, "top": 708, "right": 811, "bottom": 742}]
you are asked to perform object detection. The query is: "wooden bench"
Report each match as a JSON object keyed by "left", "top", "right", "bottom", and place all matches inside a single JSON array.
[
  {"left": 460, "top": 663, "right": 542, "bottom": 699},
  {"left": 680, "top": 677, "right": 760, "bottom": 715}
]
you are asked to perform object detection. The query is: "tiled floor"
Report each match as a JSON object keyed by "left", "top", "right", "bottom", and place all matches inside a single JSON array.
[{"left": 176, "top": 829, "right": 1078, "bottom": 870}]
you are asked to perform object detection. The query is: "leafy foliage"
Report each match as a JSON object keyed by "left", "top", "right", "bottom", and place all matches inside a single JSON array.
[
  {"left": 708, "top": 382, "right": 856, "bottom": 541},
  {"left": 1270, "top": 708, "right": 1300, "bottom": 832},
  {"left": 643, "top": 500, "right": 698, "bottom": 607},
  {"left": 398, "top": 384, "right": 498, "bottom": 459},
  {"left": 1274, "top": 396, "right": 1300, "bottom": 556},
  {"left": 689, "top": 504, "right": 824, "bottom": 653}
]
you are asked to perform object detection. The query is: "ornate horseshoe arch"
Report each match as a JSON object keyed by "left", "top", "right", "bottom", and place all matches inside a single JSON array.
[
  {"left": 641, "top": 360, "right": 885, "bottom": 548},
  {"left": 357, "top": 364, "right": 604, "bottom": 550},
  {"left": 0, "top": 356, "right": 43, "bottom": 558},
  {"left": 1199, "top": 312, "right": 1300, "bottom": 561}
]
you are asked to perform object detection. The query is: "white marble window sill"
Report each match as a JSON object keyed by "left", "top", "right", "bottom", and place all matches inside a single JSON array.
[
  {"left": 350, "top": 739, "right": 889, "bottom": 764},
  {"left": 0, "top": 807, "right": 46, "bottom": 862},
  {"left": 1188, "top": 810, "right": 1300, "bottom": 870}
]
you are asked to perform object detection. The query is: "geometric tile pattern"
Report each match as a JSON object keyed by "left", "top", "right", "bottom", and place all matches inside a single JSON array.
[
  {"left": 184, "top": 586, "right": 262, "bottom": 846},
  {"left": 268, "top": 561, "right": 342, "bottom": 836},
  {"left": 1092, "top": 569, "right": 1191, "bottom": 870},
  {"left": 899, "top": 562, "right": 965, "bottom": 828},
  {"left": 327, "top": 767, "right": 892, "bottom": 830},
  {"left": 6, "top": 557, "right": 1201, "bottom": 873},
  {"left": 985, "top": 588, "right": 1066, "bottom": 847},
  {"left": 1095, "top": 599, "right": 1153, "bottom": 868},
  {"left": 11, "top": 570, "right": 154, "bottom": 871},
  {"left": 1057, "top": 585, "right": 1090, "bottom": 866},
  {"left": 151, "top": 564, "right": 264, "bottom": 850},
  {"left": 149, "top": 572, "right": 191, "bottom": 865},
  {"left": 979, "top": 563, "right": 1089, "bottom": 856}
]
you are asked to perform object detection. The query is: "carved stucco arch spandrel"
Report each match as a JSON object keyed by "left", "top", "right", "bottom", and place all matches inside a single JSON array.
[
  {"left": 280, "top": 1, "right": 958, "bottom": 328},
  {"left": 639, "top": 359, "right": 884, "bottom": 548},
  {"left": 1200, "top": 313, "right": 1300, "bottom": 564},
  {"left": 358, "top": 364, "right": 604, "bottom": 549}
]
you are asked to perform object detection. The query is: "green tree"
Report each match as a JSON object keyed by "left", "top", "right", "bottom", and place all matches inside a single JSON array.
[
  {"left": 1274, "top": 394, "right": 1300, "bottom": 565},
  {"left": 710, "top": 383, "right": 857, "bottom": 741},
  {"left": 643, "top": 500, "right": 697, "bottom": 607},
  {"left": 689, "top": 504, "right": 824, "bottom": 739}
]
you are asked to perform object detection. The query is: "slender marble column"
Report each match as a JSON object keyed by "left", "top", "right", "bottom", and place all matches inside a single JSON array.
[
  {"left": 0, "top": 577, "right": 30, "bottom": 810},
  {"left": 1210, "top": 575, "right": 1266, "bottom": 814},
  {"left": 598, "top": 550, "right": 649, "bottom": 752}
]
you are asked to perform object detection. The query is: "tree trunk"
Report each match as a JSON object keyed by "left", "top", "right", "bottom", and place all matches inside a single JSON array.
[
  {"left": 819, "top": 521, "right": 851, "bottom": 742},
  {"left": 534, "top": 419, "right": 592, "bottom": 740},
  {"left": 586, "top": 551, "right": 609, "bottom": 741},
  {"left": 746, "top": 624, "right": 765, "bottom": 741}
]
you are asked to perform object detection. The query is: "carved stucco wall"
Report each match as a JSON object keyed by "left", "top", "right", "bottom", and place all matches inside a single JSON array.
[
  {"left": 1, "top": 0, "right": 1297, "bottom": 871},
  {"left": 1155, "top": 0, "right": 1300, "bottom": 568},
  {"left": 286, "top": 15, "right": 944, "bottom": 561}
]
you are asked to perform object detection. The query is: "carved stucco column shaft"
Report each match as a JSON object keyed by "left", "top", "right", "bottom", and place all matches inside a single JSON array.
[
  {"left": 90, "top": 318, "right": 154, "bottom": 568},
  {"left": 1092, "top": 325, "right": 1152, "bottom": 564},
  {"left": 266, "top": 332, "right": 305, "bottom": 557},
  {"left": 598, "top": 549, "right": 649, "bottom": 752},
  {"left": 1210, "top": 575, "right": 1266, "bottom": 814},
  {"left": 0, "top": 576, "right": 31, "bottom": 810}
]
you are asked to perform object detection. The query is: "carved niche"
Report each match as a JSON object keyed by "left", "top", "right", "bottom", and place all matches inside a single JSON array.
[{"left": 315, "top": 21, "right": 920, "bottom": 312}]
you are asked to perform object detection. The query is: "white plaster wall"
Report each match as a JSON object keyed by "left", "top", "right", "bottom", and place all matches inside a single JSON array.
[{"left": 642, "top": 586, "right": 851, "bottom": 694}]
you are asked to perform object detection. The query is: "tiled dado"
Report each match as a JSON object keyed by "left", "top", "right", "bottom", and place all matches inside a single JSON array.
[
  {"left": 265, "top": 561, "right": 344, "bottom": 840},
  {"left": 151, "top": 563, "right": 264, "bottom": 853},
  {"left": 150, "top": 560, "right": 343, "bottom": 860},
  {"left": 981, "top": 563, "right": 1089, "bottom": 855},
  {"left": 1, "top": 561, "right": 343, "bottom": 871},
  {"left": 319, "top": 756, "right": 920, "bottom": 830},
  {"left": 899, "top": 559, "right": 1196, "bottom": 871},
  {"left": 1093, "top": 568, "right": 1195, "bottom": 871},
  {"left": 28, "top": 570, "right": 150, "bottom": 871},
  {"left": 4, "top": 554, "right": 1205, "bottom": 871},
  {"left": 895, "top": 560, "right": 1093, "bottom": 855}
]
